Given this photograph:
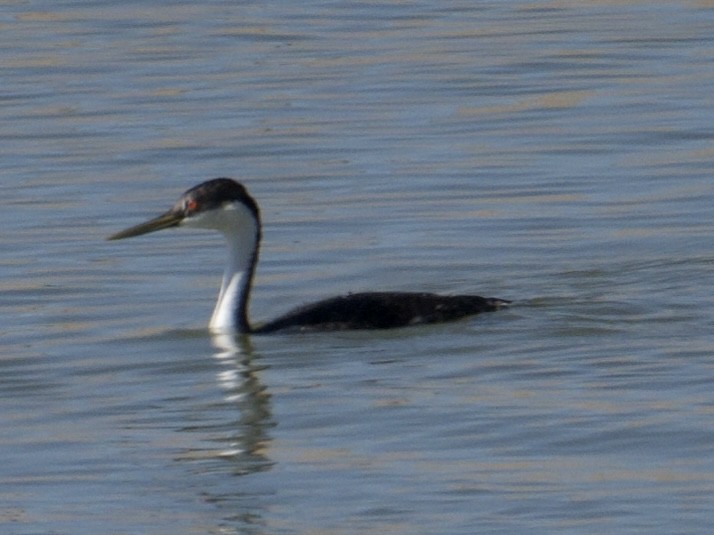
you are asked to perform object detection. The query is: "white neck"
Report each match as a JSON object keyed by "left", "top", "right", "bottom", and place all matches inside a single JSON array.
[
  {"left": 182, "top": 203, "right": 259, "bottom": 333},
  {"left": 210, "top": 233, "right": 254, "bottom": 332}
]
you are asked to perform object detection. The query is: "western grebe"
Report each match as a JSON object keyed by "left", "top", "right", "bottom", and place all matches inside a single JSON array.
[{"left": 108, "top": 178, "right": 509, "bottom": 333}]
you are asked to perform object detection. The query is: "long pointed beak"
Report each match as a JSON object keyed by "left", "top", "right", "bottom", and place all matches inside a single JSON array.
[{"left": 107, "top": 209, "right": 183, "bottom": 240}]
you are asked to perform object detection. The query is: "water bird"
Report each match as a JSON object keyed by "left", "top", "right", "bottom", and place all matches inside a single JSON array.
[{"left": 108, "top": 178, "right": 509, "bottom": 333}]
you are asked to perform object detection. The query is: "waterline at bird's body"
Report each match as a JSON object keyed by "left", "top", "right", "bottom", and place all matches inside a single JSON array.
[{"left": 108, "top": 178, "right": 509, "bottom": 334}]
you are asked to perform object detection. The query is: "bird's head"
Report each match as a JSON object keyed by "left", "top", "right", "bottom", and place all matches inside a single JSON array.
[{"left": 108, "top": 178, "right": 260, "bottom": 241}]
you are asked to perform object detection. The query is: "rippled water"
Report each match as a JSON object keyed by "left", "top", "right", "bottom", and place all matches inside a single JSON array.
[{"left": 2, "top": 1, "right": 714, "bottom": 533}]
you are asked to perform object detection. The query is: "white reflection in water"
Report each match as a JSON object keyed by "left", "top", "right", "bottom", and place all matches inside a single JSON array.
[{"left": 213, "top": 333, "right": 273, "bottom": 466}]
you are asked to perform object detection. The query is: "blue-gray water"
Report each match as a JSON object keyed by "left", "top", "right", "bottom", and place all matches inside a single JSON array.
[{"left": 2, "top": 1, "right": 714, "bottom": 533}]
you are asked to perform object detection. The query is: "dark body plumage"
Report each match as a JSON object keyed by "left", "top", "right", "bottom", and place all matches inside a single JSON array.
[
  {"left": 109, "top": 178, "right": 509, "bottom": 334},
  {"left": 256, "top": 292, "right": 509, "bottom": 333}
]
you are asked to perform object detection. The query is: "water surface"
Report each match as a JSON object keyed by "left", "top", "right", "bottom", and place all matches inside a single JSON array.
[{"left": 2, "top": 1, "right": 714, "bottom": 533}]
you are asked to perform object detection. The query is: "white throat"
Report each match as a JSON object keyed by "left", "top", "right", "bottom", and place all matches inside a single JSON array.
[{"left": 182, "top": 202, "right": 259, "bottom": 333}]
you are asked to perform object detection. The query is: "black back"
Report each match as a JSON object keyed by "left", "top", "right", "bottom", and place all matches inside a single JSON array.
[{"left": 255, "top": 292, "right": 509, "bottom": 333}]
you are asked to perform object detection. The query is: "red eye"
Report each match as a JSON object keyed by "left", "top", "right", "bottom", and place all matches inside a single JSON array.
[{"left": 186, "top": 199, "right": 198, "bottom": 213}]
